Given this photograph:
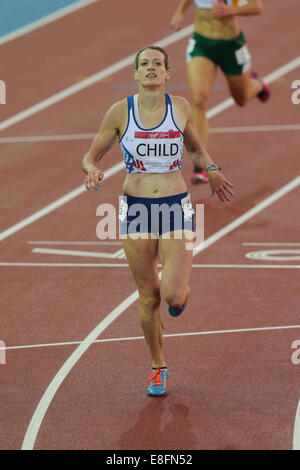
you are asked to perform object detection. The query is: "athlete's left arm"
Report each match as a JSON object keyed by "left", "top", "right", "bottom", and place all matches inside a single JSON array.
[
  {"left": 179, "top": 98, "right": 234, "bottom": 202},
  {"left": 212, "top": 0, "right": 263, "bottom": 17}
]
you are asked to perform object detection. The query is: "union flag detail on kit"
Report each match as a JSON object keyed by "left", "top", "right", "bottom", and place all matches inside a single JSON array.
[{"left": 134, "top": 131, "right": 181, "bottom": 139}]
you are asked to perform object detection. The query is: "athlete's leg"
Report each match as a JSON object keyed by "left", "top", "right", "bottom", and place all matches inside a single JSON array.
[
  {"left": 225, "top": 69, "right": 263, "bottom": 107},
  {"left": 187, "top": 56, "right": 217, "bottom": 181},
  {"left": 122, "top": 236, "right": 165, "bottom": 368},
  {"left": 158, "top": 231, "right": 194, "bottom": 312},
  {"left": 187, "top": 56, "right": 217, "bottom": 148},
  {"left": 218, "top": 29, "right": 269, "bottom": 106}
]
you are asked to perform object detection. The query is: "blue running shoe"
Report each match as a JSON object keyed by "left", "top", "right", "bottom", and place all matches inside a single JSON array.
[
  {"left": 147, "top": 368, "right": 169, "bottom": 396},
  {"left": 168, "top": 304, "right": 186, "bottom": 317}
]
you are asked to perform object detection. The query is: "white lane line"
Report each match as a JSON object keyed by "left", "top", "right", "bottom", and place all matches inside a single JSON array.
[
  {"left": 0, "top": 161, "right": 124, "bottom": 242},
  {"left": 22, "top": 289, "right": 140, "bottom": 450},
  {"left": 21, "top": 175, "right": 300, "bottom": 450},
  {"left": 243, "top": 243, "right": 300, "bottom": 246},
  {"left": 193, "top": 176, "right": 300, "bottom": 257},
  {"left": 1, "top": 123, "right": 299, "bottom": 143},
  {"left": 210, "top": 124, "right": 300, "bottom": 134},
  {"left": 0, "top": 0, "right": 100, "bottom": 46},
  {"left": 33, "top": 248, "right": 300, "bottom": 263},
  {"left": 0, "top": 134, "right": 95, "bottom": 143},
  {"left": 31, "top": 247, "right": 125, "bottom": 259},
  {"left": 4, "top": 324, "right": 300, "bottom": 352},
  {"left": 0, "top": 262, "right": 128, "bottom": 267},
  {"left": 0, "top": 41, "right": 298, "bottom": 133},
  {"left": 0, "top": 56, "right": 299, "bottom": 244},
  {"left": 0, "top": 262, "right": 300, "bottom": 268},
  {"left": 293, "top": 399, "right": 300, "bottom": 450},
  {"left": 0, "top": 25, "right": 194, "bottom": 133},
  {"left": 27, "top": 241, "right": 122, "bottom": 245},
  {"left": 192, "top": 264, "right": 300, "bottom": 269}
]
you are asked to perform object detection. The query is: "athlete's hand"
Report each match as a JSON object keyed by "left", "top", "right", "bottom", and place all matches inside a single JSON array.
[
  {"left": 170, "top": 11, "right": 184, "bottom": 30},
  {"left": 84, "top": 168, "right": 104, "bottom": 191},
  {"left": 208, "top": 171, "right": 235, "bottom": 202},
  {"left": 212, "top": 2, "right": 235, "bottom": 17}
]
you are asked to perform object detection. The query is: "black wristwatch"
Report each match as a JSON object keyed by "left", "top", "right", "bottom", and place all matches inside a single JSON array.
[{"left": 206, "top": 163, "right": 221, "bottom": 172}]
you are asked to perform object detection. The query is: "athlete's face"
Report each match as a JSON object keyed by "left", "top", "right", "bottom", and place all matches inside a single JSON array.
[{"left": 135, "top": 49, "right": 170, "bottom": 86}]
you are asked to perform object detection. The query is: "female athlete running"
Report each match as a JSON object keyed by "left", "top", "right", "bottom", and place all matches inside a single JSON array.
[
  {"left": 82, "top": 46, "right": 234, "bottom": 396},
  {"left": 170, "top": 0, "right": 269, "bottom": 183}
]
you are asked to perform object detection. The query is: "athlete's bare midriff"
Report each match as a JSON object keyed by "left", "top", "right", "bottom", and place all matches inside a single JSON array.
[
  {"left": 122, "top": 171, "right": 187, "bottom": 198},
  {"left": 194, "top": 7, "right": 240, "bottom": 39}
]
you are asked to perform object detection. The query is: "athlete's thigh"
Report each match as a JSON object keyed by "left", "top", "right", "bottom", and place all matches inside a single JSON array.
[
  {"left": 122, "top": 236, "right": 160, "bottom": 294},
  {"left": 158, "top": 232, "right": 194, "bottom": 290},
  {"left": 187, "top": 56, "right": 217, "bottom": 103}
]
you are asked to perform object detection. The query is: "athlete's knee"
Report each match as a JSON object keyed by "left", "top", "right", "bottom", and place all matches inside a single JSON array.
[
  {"left": 192, "top": 89, "right": 210, "bottom": 109},
  {"left": 139, "top": 290, "right": 161, "bottom": 314}
]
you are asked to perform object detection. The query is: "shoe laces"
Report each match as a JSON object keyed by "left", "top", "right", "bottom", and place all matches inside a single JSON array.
[{"left": 148, "top": 368, "right": 163, "bottom": 386}]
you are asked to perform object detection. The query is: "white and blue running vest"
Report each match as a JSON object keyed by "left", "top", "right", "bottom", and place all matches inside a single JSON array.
[
  {"left": 193, "top": 0, "right": 235, "bottom": 8},
  {"left": 120, "top": 93, "right": 184, "bottom": 174}
]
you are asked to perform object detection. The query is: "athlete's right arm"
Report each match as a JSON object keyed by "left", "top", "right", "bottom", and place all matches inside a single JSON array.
[
  {"left": 82, "top": 101, "right": 123, "bottom": 190},
  {"left": 170, "top": 0, "right": 194, "bottom": 31}
]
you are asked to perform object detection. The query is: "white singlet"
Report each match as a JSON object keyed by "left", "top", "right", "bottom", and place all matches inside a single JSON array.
[
  {"left": 120, "top": 93, "right": 184, "bottom": 174},
  {"left": 193, "top": 0, "right": 236, "bottom": 8}
]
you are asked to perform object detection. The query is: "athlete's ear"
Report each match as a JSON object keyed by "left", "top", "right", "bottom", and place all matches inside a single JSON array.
[
  {"left": 134, "top": 68, "right": 139, "bottom": 81},
  {"left": 165, "top": 69, "right": 171, "bottom": 81}
]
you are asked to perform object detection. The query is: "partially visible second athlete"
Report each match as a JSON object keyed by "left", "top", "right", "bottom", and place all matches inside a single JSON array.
[{"left": 170, "top": 0, "right": 270, "bottom": 183}]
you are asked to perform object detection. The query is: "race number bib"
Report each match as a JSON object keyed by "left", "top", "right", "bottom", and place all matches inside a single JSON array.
[
  {"left": 186, "top": 37, "right": 196, "bottom": 62},
  {"left": 181, "top": 194, "right": 194, "bottom": 221},
  {"left": 235, "top": 44, "right": 251, "bottom": 66},
  {"left": 119, "top": 199, "right": 128, "bottom": 222}
]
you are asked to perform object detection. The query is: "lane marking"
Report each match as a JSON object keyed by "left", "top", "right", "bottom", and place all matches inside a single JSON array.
[
  {"left": 210, "top": 124, "right": 300, "bottom": 134},
  {"left": 245, "top": 250, "right": 300, "bottom": 261},
  {"left": 31, "top": 247, "right": 126, "bottom": 259},
  {"left": 0, "top": 0, "right": 100, "bottom": 46},
  {"left": 0, "top": 134, "right": 95, "bottom": 143},
  {"left": 0, "top": 42, "right": 298, "bottom": 133},
  {"left": 0, "top": 161, "right": 124, "bottom": 242},
  {"left": 243, "top": 243, "right": 300, "bottom": 246},
  {"left": 192, "top": 264, "right": 300, "bottom": 269},
  {"left": 27, "top": 241, "right": 122, "bottom": 245},
  {"left": 0, "top": 56, "right": 299, "bottom": 243},
  {"left": 293, "top": 399, "right": 300, "bottom": 450},
  {"left": 1, "top": 123, "right": 299, "bottom": 143},
  {"left": 21, "top": 175, "right": 300, "bottom": 450},
  {"left": 21, "top": 289, "right": 140, "bottom": 450},
  {"left": 0, "top": 262, "right": 299, "bottom": 268},
  {"left": 0, "top": 262, "right": 128, "bottom": 267},
  {"left": 4, "top": 324, "right": 300, "bottom": 352},
  {"left": 0, "top": 7, "right": 297, "bottom": 450},
  {"left": 193, "top": 176, "right": 300, "bottom": 257},
  {"left": 0, "top": 25, "right": 194, "bottom": 133}
]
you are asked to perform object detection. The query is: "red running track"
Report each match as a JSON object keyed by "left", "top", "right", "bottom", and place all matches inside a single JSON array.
[{"left": 0, "top": 0, "right": 299, "bottom": 450}]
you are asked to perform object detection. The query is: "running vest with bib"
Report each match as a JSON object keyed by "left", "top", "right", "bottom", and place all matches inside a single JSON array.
[
  {"left": 120, "top": 93, "right": 183, "bottom": 174},
  {"left": 193, "top": 0, "right": 237, "bottom": 8}
]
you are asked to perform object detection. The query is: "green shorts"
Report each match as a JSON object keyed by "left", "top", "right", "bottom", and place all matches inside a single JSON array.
[{"left": 186, "top": 30, "right": 251, "bottom": 75}]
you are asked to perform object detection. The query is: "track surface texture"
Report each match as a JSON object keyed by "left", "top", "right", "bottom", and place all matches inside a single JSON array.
[{"left": 0, "top": 0, "right": 299, "bottom": 451}]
